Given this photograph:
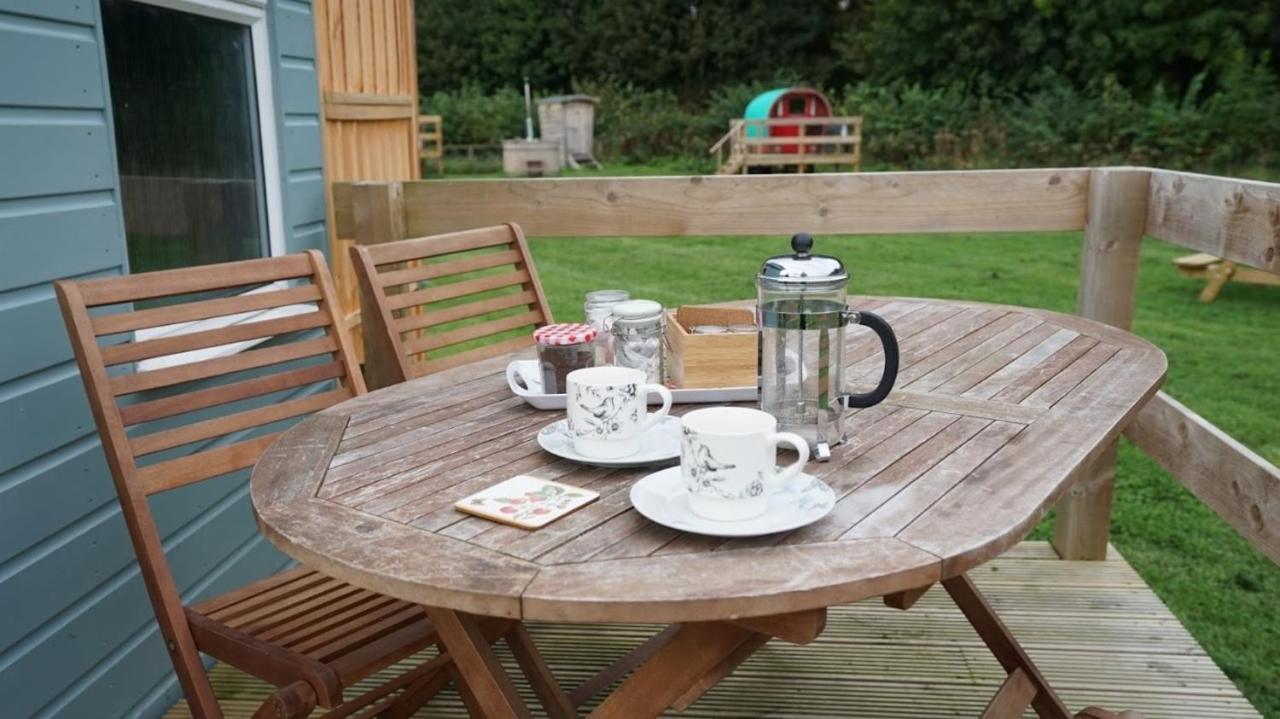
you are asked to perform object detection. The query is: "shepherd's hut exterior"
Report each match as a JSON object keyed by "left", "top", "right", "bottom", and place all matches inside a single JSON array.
[{"left": 0, "top": 1, "right": 343, "bottom": 715}]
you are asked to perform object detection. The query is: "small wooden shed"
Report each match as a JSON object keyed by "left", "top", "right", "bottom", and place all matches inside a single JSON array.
[{"left": 537, "top": 94, "right": 601, "bottom": 168}]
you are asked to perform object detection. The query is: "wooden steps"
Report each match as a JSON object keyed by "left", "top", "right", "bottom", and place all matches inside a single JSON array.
[{"left": 165, "top": 542, "right": 1260, "bottom": 718}]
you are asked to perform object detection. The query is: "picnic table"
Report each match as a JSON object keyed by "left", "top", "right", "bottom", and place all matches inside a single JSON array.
[{"left": 250, "top": 296, "right": 1166, "bottom": 718}]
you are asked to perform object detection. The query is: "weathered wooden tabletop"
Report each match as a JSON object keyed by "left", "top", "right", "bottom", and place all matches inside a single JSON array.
[{"left": 251, "top": 296, "right": 1166, "bottom": 624}]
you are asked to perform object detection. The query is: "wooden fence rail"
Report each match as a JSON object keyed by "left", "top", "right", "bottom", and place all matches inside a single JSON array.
[{"left": 331, "top": 167, "right": 1280, "bottom": 566}]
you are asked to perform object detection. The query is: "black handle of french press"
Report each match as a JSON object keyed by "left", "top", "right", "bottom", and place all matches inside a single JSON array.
[{"left": 842, "top": 311, "right": 899, "bottom": 408}]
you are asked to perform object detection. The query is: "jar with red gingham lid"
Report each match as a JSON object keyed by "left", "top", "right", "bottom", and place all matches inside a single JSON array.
[{"left": 533, "top": 323, "right": 598, "bottom": 394}]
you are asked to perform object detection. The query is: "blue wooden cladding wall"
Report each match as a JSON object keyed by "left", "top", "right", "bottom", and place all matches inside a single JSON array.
[{"left": 0, "top": 1, "right": 328, "bottom": 716}]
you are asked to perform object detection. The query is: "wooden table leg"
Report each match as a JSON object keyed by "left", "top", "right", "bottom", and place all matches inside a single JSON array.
[
  {"left": 943, "top": 573, "right": 1072, "bottom": 719},
  {"left": 587, "top": 622, "right": 756, "bottom": 719},
  {"left": 585, "top": 608, "right": 828, "bottom": 718},
  {"left": 884, "top": 583, "right": 933, "bottom": 610},
  {"left": 380, "top": 655, "right": 454, "bottom": 719},
  {"left": 424, "top": 607, "right": 535, "bottom": 719},
  {"left": 505, "top": 622, "right": 576, "bottom": 719},
  {"left": 569, "top": 625, "right": 683, "bottom": 707},
  {"left": 670, "top": 632, "right": 771, "bottom": 711}
]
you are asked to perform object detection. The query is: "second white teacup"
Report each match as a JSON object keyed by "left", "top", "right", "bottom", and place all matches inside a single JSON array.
[
  {"left": 680, "top": 407, "right": 810, "bottom": 521},
  {"left": 566, "top": 367, "right": 673, "bottom": 459}
]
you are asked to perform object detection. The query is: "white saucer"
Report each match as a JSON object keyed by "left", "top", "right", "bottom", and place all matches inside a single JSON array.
[
  {"left": 629, "top": 467, "right": 835, "bottom": 537},
  {"left": 537, "top": 416, "right": 682, "bottom": 468}
]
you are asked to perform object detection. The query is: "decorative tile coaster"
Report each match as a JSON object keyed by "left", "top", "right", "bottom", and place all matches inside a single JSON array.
[{"left": 454, "top": 475, "right": 600, "bottom": 529}]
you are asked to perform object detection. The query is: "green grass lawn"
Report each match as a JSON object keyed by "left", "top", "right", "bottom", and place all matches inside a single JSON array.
[{"left": 522, "top": 229, "right": 1280, "bottom": 715}]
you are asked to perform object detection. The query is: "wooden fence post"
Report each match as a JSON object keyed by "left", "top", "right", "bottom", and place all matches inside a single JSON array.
[
  {"left": 1052, "top": 167, "right": 1150, "bottom": 560},
  {"left": 353, "top": 182, "right": 406, "bottom": 390}
]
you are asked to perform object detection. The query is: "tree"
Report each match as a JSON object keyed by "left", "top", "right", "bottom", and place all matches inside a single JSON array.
[{"left": 843, "top": 0, "right": 1277, "bottom": 98}]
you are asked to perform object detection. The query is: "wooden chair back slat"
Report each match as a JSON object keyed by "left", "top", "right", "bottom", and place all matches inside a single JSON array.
[
  {"left": 108, "top": 336, "right": 339, "bottom": 396},
  {"left": 78, "top": 253, "right": 315, "bottom": 306},
  {"left": 394, "top": 290, "right": 538, "bottom": 333},
  {"left": 100, "top": 310, "right": 331, "bottom": 365},
  {"left": 134, "top": 433, "right": 284, "bottom": 495},
  {"left": 92, "top": 284, "right": 324, "bottom": 335},
  {"left": 352, "top": 222, "right": 553, "bottom": 389},
  {"left": 129, "top": 388, "right": 350, "bottom": 457},
  {"left": 119, "top": 362, "right": 347, "bottom": 426},
  {"left": 384, "top": 269, "right": 531, "bottom": 310},
  {"left": 412, "top": 335, "right": 535, "bottom": 378},
  {"left": 403, "top": 310, "right": 544, "bottom": 354},
  {"left": 377, "top": 249, "right": 523, "bottom": 288},
  {"left": 365, "top": 225, "right": 514, "bottom": 265}
]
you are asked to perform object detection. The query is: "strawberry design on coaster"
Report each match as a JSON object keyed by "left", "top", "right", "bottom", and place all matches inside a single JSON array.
[{"left": 455, "top": 475, "right": 600, "bottom": 529}]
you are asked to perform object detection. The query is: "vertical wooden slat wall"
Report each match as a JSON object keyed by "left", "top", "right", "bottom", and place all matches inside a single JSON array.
[{"left": 314, "top": 0, "right": 420, "bottom": 358}]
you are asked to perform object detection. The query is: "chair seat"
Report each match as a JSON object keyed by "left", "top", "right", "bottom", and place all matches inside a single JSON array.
[{"left": 187, "top": 567, "right": 435, "bottom": 707}]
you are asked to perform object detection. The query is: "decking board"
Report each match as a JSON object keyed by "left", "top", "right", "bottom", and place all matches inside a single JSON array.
[{"left": 164, "top": 542, "right": 1259, "bottom": 718}]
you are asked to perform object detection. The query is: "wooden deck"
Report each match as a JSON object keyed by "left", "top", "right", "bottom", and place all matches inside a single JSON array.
[{"left": 165, "top": 542, "right": 1259, "bottom": 718}]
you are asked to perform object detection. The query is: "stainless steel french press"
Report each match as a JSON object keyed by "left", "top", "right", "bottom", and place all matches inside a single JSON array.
[{"left": 757, "top": 233, "right": 899, "bottom": 460}]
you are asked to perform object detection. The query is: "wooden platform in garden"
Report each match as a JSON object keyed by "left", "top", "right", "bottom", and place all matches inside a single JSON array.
[{"left": 165, "top": 541, "right": 1258, "bottom": 718}]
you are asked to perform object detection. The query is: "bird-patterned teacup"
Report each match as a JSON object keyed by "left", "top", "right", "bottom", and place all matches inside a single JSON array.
[
  {"left": 566, "top": 367, "right": 672, "bottom": 459},
  {"left": 679, "top": 407, "right": 810, "bottom": 521}
]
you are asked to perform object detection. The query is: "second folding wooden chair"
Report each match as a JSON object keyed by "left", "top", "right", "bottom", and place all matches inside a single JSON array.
[{"left": 350, "top": 223, "right": 553, "bottom": 389}]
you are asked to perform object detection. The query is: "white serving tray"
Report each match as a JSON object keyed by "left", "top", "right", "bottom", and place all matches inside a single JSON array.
[{"left": 506, "top": 360, "right": 757, "bottom": 411}]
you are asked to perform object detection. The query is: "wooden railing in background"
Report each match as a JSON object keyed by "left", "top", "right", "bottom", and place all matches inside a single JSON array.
[
  {"left": 331, "top": 168, "right": 1280, "bottom": 565},
  {"left": 418, "top": 115, "right": 443, "bottom": 175},
  {"left": 710, "top": 116, "right": 862, "bottom": 174}
]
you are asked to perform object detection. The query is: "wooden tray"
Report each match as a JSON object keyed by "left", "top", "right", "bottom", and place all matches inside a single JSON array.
[{"left": 506, "top": 360, "right": 757, "bottom": 411}]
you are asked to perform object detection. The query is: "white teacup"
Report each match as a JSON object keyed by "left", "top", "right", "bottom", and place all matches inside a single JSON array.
[
  {"left": 680, "top": 407, "right": 810, "bottom": 521},
  {"left": 566, "top": 367, "right": 673, "bottom": 459}
]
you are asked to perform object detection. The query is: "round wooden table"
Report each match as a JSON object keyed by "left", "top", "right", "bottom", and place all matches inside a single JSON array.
[{"left": 251, "top": 296, "right": 1165, "bottom": 718}]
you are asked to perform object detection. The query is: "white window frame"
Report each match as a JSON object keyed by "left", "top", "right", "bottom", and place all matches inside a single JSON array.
[{"left": 120, "top": 0, "right": 299, "bottom": 371}]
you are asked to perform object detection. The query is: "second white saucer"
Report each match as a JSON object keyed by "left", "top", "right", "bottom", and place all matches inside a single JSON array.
[
  {"left": 537, "top": 415, "right": 682, "bottom": 468},
  {"left": 629, "top": 466, "right": 835, "bottom": 537}
]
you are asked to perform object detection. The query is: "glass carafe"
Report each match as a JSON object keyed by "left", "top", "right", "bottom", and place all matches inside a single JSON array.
[{"left": 757, "top": 233, "right": 899, "bottom": 460}]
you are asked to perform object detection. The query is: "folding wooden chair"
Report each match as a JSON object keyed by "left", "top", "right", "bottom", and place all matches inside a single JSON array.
[
  {"left": 55, "top": 251, "right": 449, "bottom": 718},
  {"left": 350, "top": 223, "right": 553, "bottom": 389}
]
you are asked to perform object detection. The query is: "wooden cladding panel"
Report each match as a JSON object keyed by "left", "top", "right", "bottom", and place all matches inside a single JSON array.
[
  {"left": 315, "top": 1, "right": 415, "bottom": 97},
  {"left": 314, "top": 0, "right": 421, "bottom": 358}
]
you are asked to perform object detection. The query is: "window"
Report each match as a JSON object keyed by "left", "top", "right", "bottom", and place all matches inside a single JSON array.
[
  {"left": 102, "top": 0, "right": 282, "bottom": 275},
  {"left": 101, "top": 0, "right": 293, "bottom": 368},
  {"left": 788, "top": 97, "right": 807, "bottom": 115}
]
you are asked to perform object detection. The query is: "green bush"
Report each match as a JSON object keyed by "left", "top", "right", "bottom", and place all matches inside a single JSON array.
[
  {"left": 422, "top": 69, "right": 1280, "bottom": 171},
  {"left": 422, "top": 84, "right": 525, "bottom": 145}
]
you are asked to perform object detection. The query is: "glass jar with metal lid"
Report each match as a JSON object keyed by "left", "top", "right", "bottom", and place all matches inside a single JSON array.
[
  {"left": 610, "top": 299, "right": 665, "bottom": 384},
  {"left": 583, "top": 289, "right": 630, "bottom": 364},
  {"left": 533, "top": 323, "right": 597, "bottom": 395}
]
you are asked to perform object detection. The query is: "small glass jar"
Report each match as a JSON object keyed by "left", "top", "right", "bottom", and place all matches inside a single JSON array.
[
  {"left": 610, "top": 299, "right": 665, "bottom": 384},
  {"left": 533, "top": 323, "right": 597, "bottom": 394},
  {"left": 584, "top": 289, "right": 630, "bottom": 364}
]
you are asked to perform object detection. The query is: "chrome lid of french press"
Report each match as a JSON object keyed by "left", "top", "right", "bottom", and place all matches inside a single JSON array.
[{"left": 757, "top": 233, "right": 848, "bottom": 290}]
